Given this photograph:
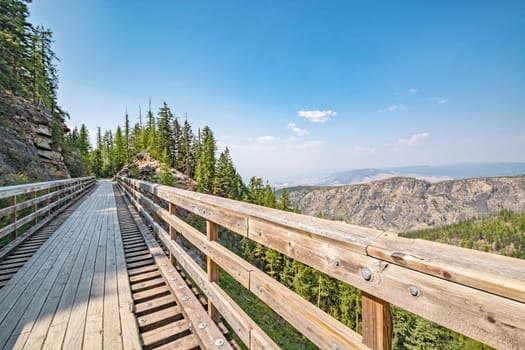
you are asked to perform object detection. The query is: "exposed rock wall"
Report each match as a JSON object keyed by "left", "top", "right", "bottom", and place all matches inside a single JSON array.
[
  {"left": 289, "top": 176, "right": 525, "bottom": 232},
  {"left": 0, "top": 94, "right": 69, "bottom": 184}
]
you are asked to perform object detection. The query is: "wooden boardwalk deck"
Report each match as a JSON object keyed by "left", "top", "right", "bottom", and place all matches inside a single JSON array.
[{"left": 0, "top": 181, "right": 141, "bottom": 350}]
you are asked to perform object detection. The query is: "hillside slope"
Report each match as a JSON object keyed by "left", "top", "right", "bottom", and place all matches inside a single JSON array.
[{"left": 289, "top": 176, "right": 525, "bottom": 232}]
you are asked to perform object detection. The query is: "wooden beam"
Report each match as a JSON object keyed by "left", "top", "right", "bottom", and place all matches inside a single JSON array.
[
  {"left": 207, "top": 220, "right": 219, "bottom": 322},
  {"left": 361, "top": 292, "right": 392, "bottom": 350},
  {"left": 10, "top": 196, "right": 16, "bottom": 240},
  {"left": 31, "top": 191, "right": 37, "bottom": 225},
  {"left": 169, "top": 202, "right": 177, "bottom": 266}
]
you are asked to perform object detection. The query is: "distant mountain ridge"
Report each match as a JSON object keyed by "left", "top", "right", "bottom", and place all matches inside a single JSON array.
[
  {"left": 274, "top": 162, "right": 525, "bottom": 188},
  {"left": 288, "top": 175, "right": 525, "bottom": 233}
]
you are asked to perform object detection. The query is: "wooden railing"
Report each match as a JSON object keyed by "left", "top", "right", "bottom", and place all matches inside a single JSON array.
[
  {"left": 0, "top": 177, "right": 96, "bottom": 251},
  {"left": 117, "top": 176, "right": 525, "bottom": 350}
]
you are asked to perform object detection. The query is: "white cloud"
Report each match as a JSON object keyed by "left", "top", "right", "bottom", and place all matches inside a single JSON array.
[
  {"left": 287, "top": 122, "right": 309, "bottom": 136},
  {"left": 297, "top": 109, "right": 336, "bottom": 123},
  {"left": 379, "top": 105, "right": 407, "bottom": 112},
  {"left": 397, "top": 132, "right": 430, "bottom": 146},
  {"left": 432, "top": 96, "right": 448, "bottom": 104},
  {"left": 256, "top": 135, "right": 275, "bottom": 144},
  {"left": 408, "top": 88, "right": 418, "bottom": 95}
]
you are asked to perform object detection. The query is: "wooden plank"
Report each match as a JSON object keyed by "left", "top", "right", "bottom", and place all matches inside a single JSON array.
[
  {"left": 121, "top": 193, "right": 233, "bottom": 350},
  {"left": 129, "top": 270, "right": 162, "bottom": 283},
  {"left": 141, "top": 318, "right": 190, "bottom": 348},
  {"left": 103, "top": 191, "right": 123, "bottom": 350},
  {"left": 121, "top": 177, "right": 381, "bottom": 252},
  {"left": 247, "top": 214, "right": 525, "bottom": 349},
  {"left": 133, "top": 285, "right": 171, "bottom": 303},
  {"left": 60, "top": 185, "right": 108, "bottom": 350},
  {"left": 137, "top": 305, "right": 183, "bottom": 332},
  {"left": 135, "top": 295, "right": 177, "bottom": 316},
  {"left": 0, "top": 185, "right": 90, "bottom": 240},
  {"left": 368, "top": 233, "right": 525, "bottom": 303},
  {"left": 250, "top": 268, "right": 366, "bottom": 350},
  {"left": 111, "top": 186, "right": 142, "bottom": 350},
  {"left": 41, "top": 186, "right": 104, "bottom": 350},
  {"left": 141, "top": 195, "right": 252, "bottom": 288},
  {"left": 131, "top": 277, "right": 166, "bottom": 293},
  {"left": 121, "top": 179, "right": 248, "bottom": 237},
  {"left": 157, "top": 226, "right": 278, "bottom": 349},
  {"left": 0, "top": 187, "right": 97, "bottom": 349},
  {"left": 0, "top": 187, "right": 94, "bottom": 332},
  {"left": 0, "top": 177, "right": 94, "bottom": 199},
  {"left": 361, "top": 293, "right": 392, "bottom": 350},
  {"left": 154, "top": 333, "right": 201, "bottom": 350},
  {"left": 82, "top": 188, "right": 110, "bottom": 350},
  {"left": 15, "top": 197, "right": 96, "bottom": 350}
]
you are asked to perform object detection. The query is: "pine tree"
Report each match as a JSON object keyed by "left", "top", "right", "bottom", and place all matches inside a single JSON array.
[
  {"left": 131, "top": 123, "right": 143, "bottom": 155},
  {"left": 279, "top": 188, "right": 292, "bottom": 211},
  {"left": 195, "top": 126, "right": 216, "bottom": 192},
  {"left": 247, "top": 177, "right": 263, "bottom": 204},
  {"left": 213, "top": 147, "right": 236, "bottom": 198},
  {"left": 177, "top": 119, "right": 194, "bottom": 177},
  {"left": 77, "top": 124, "right": 90, "bottom": 159},
  {"left": 146, "top": 101, "right": 157, "bottom": 157},
  {"left": 157, "top": 102, "right": 174, "bottom": 163},
  {"left": 113, "top": 126, "right": 125, "bottom": 172},
  {"left": 0, "top": 0, "right": 31, "bottom": 95},
  {"left": 172, "top": 117, "right": 181, "bottom": 167},
  {"left": 124, "top": 111, "right": 130, "bottom": 161}
]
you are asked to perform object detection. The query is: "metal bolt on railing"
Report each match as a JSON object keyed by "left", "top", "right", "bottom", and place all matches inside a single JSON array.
[
  {"left": 409, "top": 286, "right": 421, "bottom": 297},
  {"left": 361, "top": 267, "right": 373, "bottom": 281}
]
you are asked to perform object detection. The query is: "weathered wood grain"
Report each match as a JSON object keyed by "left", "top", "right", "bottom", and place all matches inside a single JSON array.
[
  {"left": 368, "top": 233, "right": 525, "bottom": 303},
  {"left": 361, "top": 293, "right": 392, "bottom": 350}
]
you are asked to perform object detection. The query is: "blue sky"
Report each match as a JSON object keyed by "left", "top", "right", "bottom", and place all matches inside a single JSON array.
[{"left": 29, "top": 1, "right": 525, "bottom": 182}]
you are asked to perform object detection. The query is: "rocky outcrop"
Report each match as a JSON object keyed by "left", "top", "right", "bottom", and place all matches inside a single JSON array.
[
  {"left": 289, "top": 176, "right": 525, "bottom": 232},
  {"left": 0, "top": 94, "right": 69, "bottom": 184},
  {"left": 118, "top": 152, "right": 197, "bottom": 191}
]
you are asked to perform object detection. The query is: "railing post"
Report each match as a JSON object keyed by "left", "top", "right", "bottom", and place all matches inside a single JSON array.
[
  {"left": 361, "top": 292, "right": 392, "bottom": 350},
  {"left": 169, "top": 203, "right": 177, "bottom": 266},
  {"left": 206, "top": 220, "right": 219, "bottom": 322},
  {"left": 31, "top": 190, "right": 37, "bottom": 225},
  {"left": 10, "top": 195, "right": 17, "bottom": 240},
  {"left": 46, "top": 188, "right": 51, "bottom": 217}
]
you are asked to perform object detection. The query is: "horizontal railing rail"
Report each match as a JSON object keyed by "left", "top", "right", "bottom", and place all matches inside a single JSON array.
[
  {"left": 118, "top": 176, "right": 525, "bottom": 350},
  {"left": 0, "top": 177, "right": 96, "bottom": 248}
]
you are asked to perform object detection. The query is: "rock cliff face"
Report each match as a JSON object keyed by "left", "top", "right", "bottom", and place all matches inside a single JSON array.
[
  {"left": 289, "top": 176, "right": 525, "bottom": 232},
  {"left": 0, "top": 95, "right": 69, "bottom": 184}
]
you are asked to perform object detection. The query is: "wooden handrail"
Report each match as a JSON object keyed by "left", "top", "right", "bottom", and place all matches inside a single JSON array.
[
  {"left": 0, "top": 177, "right": 96, "bottom": 242},
  {"left": 118, "top": 176, "right": 525, "bottom": 350}
]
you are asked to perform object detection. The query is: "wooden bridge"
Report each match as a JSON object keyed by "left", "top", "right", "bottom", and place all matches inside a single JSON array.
[{"left": 0, "top": 177, "right": 523, "bottom": 349}]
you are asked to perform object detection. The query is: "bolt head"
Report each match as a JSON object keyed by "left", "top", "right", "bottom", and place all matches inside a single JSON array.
[
  {"left": 409, "top": 286, "right": 421, "bottom": 297},
  {"left": 361, "top": 267, "right": 373, "bottom": 281}
]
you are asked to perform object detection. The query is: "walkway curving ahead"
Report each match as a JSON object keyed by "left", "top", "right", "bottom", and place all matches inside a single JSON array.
[{"left": 0, "top": 181, "right": 141, "bottom": 350}]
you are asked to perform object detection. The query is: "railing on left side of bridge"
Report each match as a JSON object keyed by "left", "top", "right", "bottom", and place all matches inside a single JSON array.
[{"left": 0, "top": 176, "right": 96, "bottom": 249}]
